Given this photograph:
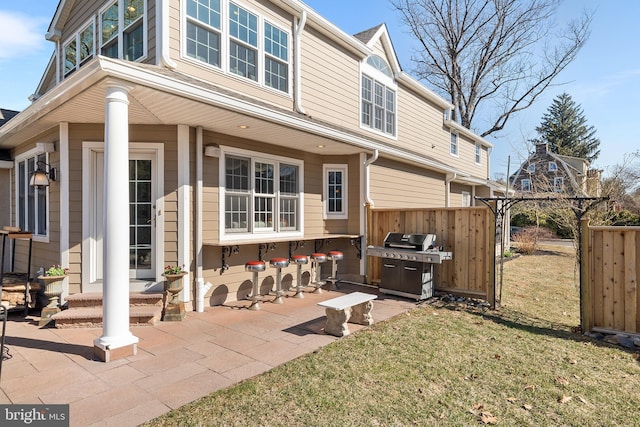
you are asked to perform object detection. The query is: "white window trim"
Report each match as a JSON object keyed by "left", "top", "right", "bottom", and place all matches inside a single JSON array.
[
  {"left": 548, "top": 161, "right": 558, "bottom": 171},
  {"left": 359, "top": 60, "right": 398, "bottom": 140},
  {"left": 218, "top": 146, "right": 304, "bottom": 242},
  {"left": 475, "top": 143, "right": 481, "bottom": 164},
  {"left": 528, "top": 164, "right": 535, "bottom": 173},
  {"left": 323, "top": 164, "right": 348, "bottom": 220},
  {"left": 180, "top": 0, "right": 292, "bottom": 97},
  {"left": 450, "top": 131, "right": 459, "bottom": 157},
  {"left": 521, "top": 178, "right": 531, "bottom": 192},
  {"left": 14, "top": 148, "right": 51, "bottom": 242},
  {"left": 99, "top": 0, "right": 148, "bottom": 62}
]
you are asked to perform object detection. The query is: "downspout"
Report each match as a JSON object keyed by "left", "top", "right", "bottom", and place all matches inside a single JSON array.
[
  {"left": 362, "top": 149, "right": 379, "bottom": 279},
  {"left": 157, "top": 0, "right": 177, "bottom": 69},
  {"left": 293, "top": 11, "right": 307, "bottom": 114},
  {"left": 195, "top": 127, "right": 211, "bottom": 312},
  {"left": 445, "top": 173, "right": 457, "bottom": 207}
]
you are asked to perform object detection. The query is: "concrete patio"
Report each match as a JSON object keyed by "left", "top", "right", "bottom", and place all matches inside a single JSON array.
[{"left": 0, "top": 284, "right": 416, "bottom": 426}]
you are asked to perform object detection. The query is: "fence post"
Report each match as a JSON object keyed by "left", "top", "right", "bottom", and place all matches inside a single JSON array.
[
  {"left": 580, "top": 218, "right": 592, "bottom": 334},
  {"left": 488, "top": 202, "right": 496, "bottom": 309}
]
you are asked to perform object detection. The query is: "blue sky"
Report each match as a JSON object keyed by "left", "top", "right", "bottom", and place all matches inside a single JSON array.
[{"left": 1, "top": 0, "right": 638, "bottom": 178}]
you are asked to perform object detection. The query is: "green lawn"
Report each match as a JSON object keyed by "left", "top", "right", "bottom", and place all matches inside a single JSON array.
[{"left": 146, "top": 245, "right": 640, "bottom": 426}]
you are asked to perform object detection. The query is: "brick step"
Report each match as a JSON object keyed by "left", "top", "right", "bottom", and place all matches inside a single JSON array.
[
  {"left": 65, "top": 292, "right": 164, "bottom": 309},
  {"left": 51, "top": 305, "right": 163, "bottom": 328}
]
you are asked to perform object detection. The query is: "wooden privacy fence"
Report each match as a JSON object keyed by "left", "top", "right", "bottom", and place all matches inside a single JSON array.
[
  {"left": 581, "top": 220, "right": 640, "bottom": 334},
  {"left": 367, "top": 207, "right": 494, "bottom": 305}
]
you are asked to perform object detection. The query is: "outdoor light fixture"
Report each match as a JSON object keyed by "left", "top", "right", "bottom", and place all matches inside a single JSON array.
[{"left": 29, "top": 161, "right": 57, "bottom": 188}]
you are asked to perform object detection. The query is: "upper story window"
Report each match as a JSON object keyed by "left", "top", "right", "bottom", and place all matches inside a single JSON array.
[
  {"left": 554, "top": 176, "right": 564, "bottom": 192},
  {"left": 450, "top": 131, "right": 458, "bottom": 156},
  {"left": 475, "top": 143, "right": 481, "bottom": 164},
  {"left": 222, "top": 148, "right": 302, "bottom": 240},
  {"left": 527, "top": 163, "right": 535, "bottom": 173},
  {"left": 323, "top": 165, "right": 348, "bottom": 219},
  {"left": 229, "top": 3, "right": 258, "bottom": 80},
  {"left": 64, "top": 20, "right": 95, "bottom": 77},
  {"left": 15, "top": 152, "right": 49, "bottom": 238},
  {"left": 361, "top": 76, "right": 396, "bottom": 136},
  {"left": 264, "top": 22, "right": 288, "bottom": 92},
  {"left": 100, "top": 0, "right": 146, "bottom": 61},
  {"left": 521, "top": 179, "right": 531, "bottom": 192},
  {"left": 184, "top": 1, "right": 290, "bottom": 93},
  {"left": 548, "top": 161, "right": 558, "bottom": 171},
  {"left": 361, "top": 55, "right": 396, "bottom": 137},
  {"left": 186, "top": 0, "right": 221, "bottom": 67}
]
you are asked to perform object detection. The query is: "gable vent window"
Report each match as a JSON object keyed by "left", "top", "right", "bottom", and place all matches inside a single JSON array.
[
  {"left": 100, "top": 0, "right": 146, "bottom": 61},
  {"left": 548, "top": 161, "right": 558, "bottom": 171}
]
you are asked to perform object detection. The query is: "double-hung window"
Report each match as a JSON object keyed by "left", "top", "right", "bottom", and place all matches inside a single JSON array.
[
  {"left": 361, "top": 75, "right": 396, "bottom": 136},
  {"left": 361, "top": 55, "right": 396, "bottom": 137},
  {"left": 264, "top": 22, "right": 288, "bottom": 92},
  {"left": 186, "top": 0, "right": 221, "bottom": 66},
  {"left": 450, "top": 132, "right": 459, "bottom": 156},
  {"left": 475, "top": 144, "right": 482, "bottom": 164},
  {"left": 64, "top": 20, "right": 95, "bottom": 77},
  {"left": 100, "top": 0, "right": 146, "bottom": 61},
  {"left": 223, "top": 150, "right": 302, "bottom": 238},
  {"left": 229, "top": 3, "right": 258, "bottom": 81},
  {"left": 323, "top": 165, "right": 348, "bottom": 219},
  {"left": 15, "top": 153, "right": 48, "bottom": 237},
  {"left": 521, "top": 179, "right": 531, "bottom": 192},
  {"left": 554, "top": 177, "right": 564, "bottom": 192}
]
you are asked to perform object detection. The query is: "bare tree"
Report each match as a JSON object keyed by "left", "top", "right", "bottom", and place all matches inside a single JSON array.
[{"left": 392, "top": 0, "right": 592, "bottom": 138}]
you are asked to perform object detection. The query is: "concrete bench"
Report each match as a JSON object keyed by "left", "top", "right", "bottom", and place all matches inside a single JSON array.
[{"left": 317, "top": 292, "right": 377, "bottom": 337}]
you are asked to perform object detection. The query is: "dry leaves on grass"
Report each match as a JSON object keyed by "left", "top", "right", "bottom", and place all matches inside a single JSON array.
[
  {"left": 523, "top": 404, "right": 533, "bottom": 411},
  {"left": 559, "top": 395, "right": 573, "bottom": 404},
  {"left": 479, "top": 412, "right": 498, "bottom": 425},
  {"left": 556, "top": 376, "right": 569, "bottom": 385}
]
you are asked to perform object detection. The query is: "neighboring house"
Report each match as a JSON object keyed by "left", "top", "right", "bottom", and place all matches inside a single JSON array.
[
  {"left": 510, "top": 143, "right": 601, "bottom": 196},
  {"left": 0, "top": 0, "right": 496, "bottom": 359}
]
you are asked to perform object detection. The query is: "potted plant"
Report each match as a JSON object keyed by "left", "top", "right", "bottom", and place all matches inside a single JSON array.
[
  {"left": 38, "top": 264, "right": 68, "bottom": 326},
  {"left": 162, "top": 265, "right": 187, "bottom": 321}
]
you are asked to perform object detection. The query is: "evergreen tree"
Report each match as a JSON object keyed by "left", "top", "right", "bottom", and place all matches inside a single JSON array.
[{"left": 532, "top": 93, "right": 600, "bottom": 163}]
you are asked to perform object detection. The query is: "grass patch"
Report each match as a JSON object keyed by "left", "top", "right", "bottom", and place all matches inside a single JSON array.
[{"left": 146, "top": 245, "right": 640, "bottom": 426}]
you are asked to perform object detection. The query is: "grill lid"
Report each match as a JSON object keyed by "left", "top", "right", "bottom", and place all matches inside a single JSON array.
[{"left": 383, "top": 233, "right": 436, "bottom": 251}]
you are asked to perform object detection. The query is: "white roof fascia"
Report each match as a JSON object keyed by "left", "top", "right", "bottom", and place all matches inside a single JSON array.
[
  {"left": 46, "top": 0, "right": 75, "bottom": 41},
  {"left": 445, "top": 118, "right": 493, "bottom": 149},
  {"left": 278, "top": 0, "right": 371, "bottom": 58},
  {"left": 363, "top": 24, "right": 402, "bottom": 75}
]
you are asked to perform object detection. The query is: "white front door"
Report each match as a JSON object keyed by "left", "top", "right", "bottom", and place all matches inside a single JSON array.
[{"left": 82, "top": 143, "right": 164, "bottom": 292}]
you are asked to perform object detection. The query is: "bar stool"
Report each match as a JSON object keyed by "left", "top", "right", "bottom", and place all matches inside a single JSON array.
[
  {"left": 310, "top": 253, "right": 327, "bottom": 293},
  {"left": 327, "top": 250, "right": 344, "bottom": 290},
  {"left": 291, "top": 255, "right": 309, "bottom": 298},
  {"left": 269, "top": 257, "right": 290, "bottom": 304},
  {"left": 245, "top": 260, "right": 266, "bottom": 310}
]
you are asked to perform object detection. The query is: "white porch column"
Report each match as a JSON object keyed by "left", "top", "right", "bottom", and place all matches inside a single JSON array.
[{"left": 94, "top": 83, "right": 139, "bottom": 362}]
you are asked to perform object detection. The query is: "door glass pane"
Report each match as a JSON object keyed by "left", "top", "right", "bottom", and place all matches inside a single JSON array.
[{"left": 129, "top": 159, "right": 153, "bottom": 273}]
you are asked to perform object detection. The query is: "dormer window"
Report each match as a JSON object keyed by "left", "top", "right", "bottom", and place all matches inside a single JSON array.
[{"left": 100, "top": 0, "right": 146, "bottom": 61}]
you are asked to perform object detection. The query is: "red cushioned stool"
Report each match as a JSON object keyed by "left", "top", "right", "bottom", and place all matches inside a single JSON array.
[
  {"left": 245, "top": 260, "right": 266, "bottom": 310},
  {"left": 269, "top": 257, "right": 290, "bottom": 304},
  {"left": 310, "top": 253, "right": 327, "bottom": 294},
  {"left": 291, "top": 255, "right": 309, "bottom": 298}
]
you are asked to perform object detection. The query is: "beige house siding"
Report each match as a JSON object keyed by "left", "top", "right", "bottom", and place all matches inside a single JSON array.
[{"left": 369, "top": 158, "right": 446, "bottom": 208}]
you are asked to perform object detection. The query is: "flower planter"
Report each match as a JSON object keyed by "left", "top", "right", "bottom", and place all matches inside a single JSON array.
[
  {"left": 38, "top": 275, "right": 66, "bottom": 326},
  {"left": 162, "top": 272, "right": 187, "bottom": 321}
]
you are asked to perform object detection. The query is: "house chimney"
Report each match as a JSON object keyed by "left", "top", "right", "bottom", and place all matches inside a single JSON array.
[{"left": 535, "top": 143, "right": 548, "bottom": 155}]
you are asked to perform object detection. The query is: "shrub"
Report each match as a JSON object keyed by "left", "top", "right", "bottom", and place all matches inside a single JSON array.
[{"left": 512, "top": 227, "right": 539, "bottom": 254}]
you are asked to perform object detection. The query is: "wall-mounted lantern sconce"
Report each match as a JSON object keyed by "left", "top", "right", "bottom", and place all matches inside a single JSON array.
[{"left": 29, "top": 161, "right": 57, "bottom": 188}]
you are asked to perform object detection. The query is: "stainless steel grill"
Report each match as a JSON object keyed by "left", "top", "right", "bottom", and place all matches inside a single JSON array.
[{"left": 367, "top": 233, "right": 452, "bottom": 300}]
